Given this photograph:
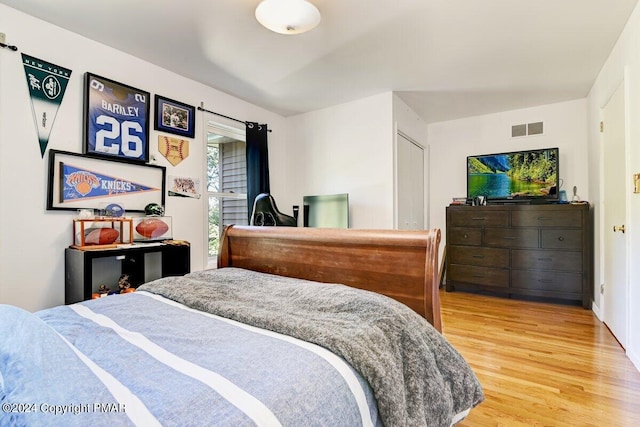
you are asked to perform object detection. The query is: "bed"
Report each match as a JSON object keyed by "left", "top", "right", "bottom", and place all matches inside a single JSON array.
[{"left": 0, "top": 225, "right": 484, "bottom": 427}]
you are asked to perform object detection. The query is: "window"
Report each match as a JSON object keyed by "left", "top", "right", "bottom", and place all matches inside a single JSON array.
[{"left": 207, "top": 123, "right": 248, "bottom": 259}]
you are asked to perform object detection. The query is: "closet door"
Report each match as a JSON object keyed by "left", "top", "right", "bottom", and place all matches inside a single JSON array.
[{"left": 397, "top": 133, "right": 424, "bottom": 230}]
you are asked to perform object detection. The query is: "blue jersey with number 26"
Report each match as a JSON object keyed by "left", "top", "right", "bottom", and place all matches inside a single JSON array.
[{"left": 87, "top": 77, "right": 147, "bottom": 161}]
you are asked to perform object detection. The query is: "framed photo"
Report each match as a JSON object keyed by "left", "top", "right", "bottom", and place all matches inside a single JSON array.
[
  {"left": 168, "top": 175, "right": 201, "bottom": 199},
  {"left": 154, "top": 95, "right": 195, "bottom": 138},
  {"left": 47, "top": 150, "right": 165, "bottom": 212},
  {"left": 83, "top": 72, "right": 150, "bottom": 163}
]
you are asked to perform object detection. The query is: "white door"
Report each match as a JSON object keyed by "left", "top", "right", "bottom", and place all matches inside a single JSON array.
[
  {"left": 603, "top": 81, "right": 628, "bottom": 348},
  {"left": 397, "top": 133, "right": 424, "bottom": 230}
]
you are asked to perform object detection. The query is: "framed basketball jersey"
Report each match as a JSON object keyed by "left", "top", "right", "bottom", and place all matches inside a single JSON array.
[{"left": 83, "top": 73, "right": 150, "bottom": 163}]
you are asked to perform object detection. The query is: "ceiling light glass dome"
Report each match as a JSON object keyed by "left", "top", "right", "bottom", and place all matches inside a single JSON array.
[{"left": 255, "top": 0, "right": 321, "bottom": 35}]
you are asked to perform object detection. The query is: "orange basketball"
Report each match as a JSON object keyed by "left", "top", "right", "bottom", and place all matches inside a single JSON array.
[{"left": 76, "top": 181, "right": 91, "bottom": 195}]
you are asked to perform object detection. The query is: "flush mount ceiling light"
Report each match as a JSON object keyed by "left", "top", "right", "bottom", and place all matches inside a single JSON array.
[{"left": 255, "top": 0, "right": 321, "bottom": 35}]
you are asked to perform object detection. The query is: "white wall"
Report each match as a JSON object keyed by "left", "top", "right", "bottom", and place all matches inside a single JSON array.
[
  {"left": 286, "top": 92, "right": 395, "bottom": 229},
  {"left": 0, "top": 4, "right": 287, "bottom": 311},
  {"left": 427, "top": 99, "right": 589, "bottom": 260},
  {"left": 587, "top": 1, "right": 640, "bottom": 371}
]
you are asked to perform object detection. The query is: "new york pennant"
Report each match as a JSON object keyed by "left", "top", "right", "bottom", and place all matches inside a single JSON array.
[{"left": 22, "top": 54, "right": 72, "bottom": 157}]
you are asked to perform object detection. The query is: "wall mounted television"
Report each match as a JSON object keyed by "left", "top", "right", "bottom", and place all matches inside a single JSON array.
[
  {"left": 303, "top": 193, "right": 349, "bottom": 228},
  {"left": 467, "top": 147, "right": 559, "bottom": 203}
]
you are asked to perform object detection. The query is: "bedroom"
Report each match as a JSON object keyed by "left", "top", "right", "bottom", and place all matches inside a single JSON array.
[{"left": 0, "top": 0, "right": 639, "bottom": 425}]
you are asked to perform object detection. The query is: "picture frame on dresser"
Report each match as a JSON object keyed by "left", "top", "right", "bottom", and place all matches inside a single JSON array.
[{"left": 47, "top": 149, "right": 165, "bottom": 212}]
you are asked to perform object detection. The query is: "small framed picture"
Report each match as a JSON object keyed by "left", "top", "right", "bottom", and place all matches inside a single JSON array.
[
  {"left": 84, "top": 73, "right": 151, "bottom": 163},
  {"left": 154, "top": 95, "right": 195, "bottom": 138}
]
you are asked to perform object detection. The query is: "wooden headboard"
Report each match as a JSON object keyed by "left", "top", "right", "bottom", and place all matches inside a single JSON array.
[{"left": 217, "top": 225, "right": 442, "bottom": 332}]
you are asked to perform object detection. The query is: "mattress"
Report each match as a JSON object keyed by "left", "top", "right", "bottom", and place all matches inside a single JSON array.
[{"left": 0, "top": 267, "right": 483, "bottom": 426}]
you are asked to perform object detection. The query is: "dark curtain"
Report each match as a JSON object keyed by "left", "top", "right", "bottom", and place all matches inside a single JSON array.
[{"left": 245, "top": 122, "right": 270, "bottom": 222}]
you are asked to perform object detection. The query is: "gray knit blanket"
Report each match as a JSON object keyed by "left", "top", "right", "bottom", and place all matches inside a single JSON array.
[{"left": 138, "top": 267, "right": 484, "bottom": 426}]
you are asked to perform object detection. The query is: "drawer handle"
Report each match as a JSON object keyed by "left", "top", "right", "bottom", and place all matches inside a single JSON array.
[
  {"left": 538, "top": 279, "right": 553, "bottom": 283},
  {"left": 537, "top": 217, "right": 552, "bottom": 221},
  {"left": 538, "top": 258, "right": 552, "bottom": 262},
  {"left": 558, "top": 236, "right": 565, "bottom": 242},
  {"left": 503, "top": 236, "right": 516, "bottom": 240},
  {"left": 472, "top": 255, "right": 484, "bottom": 258},
  {"left": 471, "top": 217, "right": 486, "bottom": 221},
  {"left": 472, "top": 274, "right": 484, "bottom": 278},
  {"left": 463, "top": 234, "right": 468, "bottom": 239}
]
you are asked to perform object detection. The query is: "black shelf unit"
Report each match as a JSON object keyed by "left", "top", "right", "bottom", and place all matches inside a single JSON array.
[{"left": 65, "top": 243, "right": 190, "bottom": 304}]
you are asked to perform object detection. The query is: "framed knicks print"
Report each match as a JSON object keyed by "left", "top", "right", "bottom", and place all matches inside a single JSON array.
[
  {"left": 84, "top": 73, "right": 150, "bottom": 163},
  {"left": 154, "top": 95, "right": 196, "bottom": 138},
  {"left": 47, "top": 150, "right": 165, "bottom": 212}
]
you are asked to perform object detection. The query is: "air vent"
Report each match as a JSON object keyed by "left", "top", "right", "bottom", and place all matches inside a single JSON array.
[
  {"left": 511, "top": 124, "right": 526, "bottom": 138},
  {"left": 528, "top": 122, "right": 543, "bottom": 135},
  {"left": 512, "top": 121, "right": 543, "bottom": 138}
]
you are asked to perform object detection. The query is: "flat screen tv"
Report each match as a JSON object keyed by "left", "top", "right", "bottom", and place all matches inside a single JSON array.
[
  {"left": 303, "top": 193, "right": 349, "bottom": 228},
  {"left": 467, "top": 147, "right": 559, "bottom": 203}
]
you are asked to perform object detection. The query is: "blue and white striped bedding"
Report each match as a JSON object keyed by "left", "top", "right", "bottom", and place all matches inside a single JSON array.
[{"left": 1, "top": 292, "right": 382, "bottom": 427}]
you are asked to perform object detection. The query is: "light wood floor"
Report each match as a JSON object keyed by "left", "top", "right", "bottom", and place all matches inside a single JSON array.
[{"left": 440, "top": 290, "right": 640, "bottom": 426}]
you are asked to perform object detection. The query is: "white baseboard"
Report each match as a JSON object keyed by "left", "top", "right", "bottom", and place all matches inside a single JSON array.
[
  {"left": 591, "top": 301, "right": 638, "bottom": 373},
  {"left": 591, "top": 301, "right": 602, "bottom": 320},
  {"left": 628, "top": 349, "right": 640, "bottom": 373}
]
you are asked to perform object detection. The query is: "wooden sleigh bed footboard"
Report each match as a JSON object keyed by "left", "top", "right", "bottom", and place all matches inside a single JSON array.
[{"left": 217, "top": 225, "right": 442, "bottom": 331}]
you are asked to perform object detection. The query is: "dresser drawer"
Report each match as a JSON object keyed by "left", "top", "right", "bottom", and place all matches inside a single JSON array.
[
  {"left": 449, "top": 209, "right": 509, "bottom": 227},
  {"left": 512, "top": 209, "right": 582, "bottom": 227},
  {"left": 448, "top": 228, "right": 481, "bottom": 246},
  {"left": 449, "top": 246, "right": 509, "bottom": 268},
  {"left": 512, "top": 249, "right": 582, "bottom": 272},
  {"left": 541, "top": 229, "right": 582, "bottom": 250},
  {"left": 511, "top": 270, "right": 582, "bottom": 294},
  {"left": 484, "top": 228, "right": 539, "bottom": 248},
  {"left": 448, "top": 264, "right": 509, "bottom": 288}
]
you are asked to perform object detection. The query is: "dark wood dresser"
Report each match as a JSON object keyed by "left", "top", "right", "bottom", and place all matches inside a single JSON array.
[{"left": 445, "top": 203, "right": 592, "bottom": 308}]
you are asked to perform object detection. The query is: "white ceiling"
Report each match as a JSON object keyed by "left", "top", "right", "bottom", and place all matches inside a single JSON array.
[{"left": 1, "top": 0, "right": 637, "bottom": 123}]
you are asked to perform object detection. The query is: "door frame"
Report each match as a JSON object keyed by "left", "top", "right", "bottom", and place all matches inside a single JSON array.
[
  {"left": 599, "top": 69, "right": 632, "bottom": 348},
  {"left": 201, "top": 117, "right": 247, "bottom": 270},
  {"left": 393, "top": 126, "right": 429, "bottom": 230}
]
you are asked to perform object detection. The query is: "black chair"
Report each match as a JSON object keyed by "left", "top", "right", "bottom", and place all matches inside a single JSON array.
[{"left": 250, "top": 193, "right": 297, "bottom": 226}]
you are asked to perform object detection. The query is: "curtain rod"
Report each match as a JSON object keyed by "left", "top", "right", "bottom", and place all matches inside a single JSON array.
[
  {"left": 198, "top": 104, "right": 272, "bottom": 132},
  {"left": 0, "top": 42, "right": 18, "bottom": 52}
]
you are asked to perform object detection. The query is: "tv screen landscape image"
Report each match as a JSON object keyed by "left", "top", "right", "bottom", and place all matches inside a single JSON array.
[{"left": 467, "top": 147, "right": 559, "bottom": 202}]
